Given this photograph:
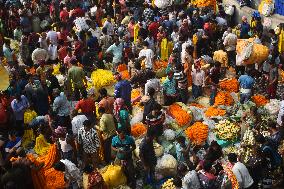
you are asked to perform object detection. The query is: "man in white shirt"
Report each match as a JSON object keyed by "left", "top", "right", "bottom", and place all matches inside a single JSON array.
[
  {"left": 223, "top": 27, "right": 237, "bottom": 67},
  {"left": 47, "top": 27, "right": 58, "bottom": 45},
  {"left": 103, "top": 15, "right": 114, "bottom": 36},
  {"left": 138, "top": 41, "right": 154, "bottom": 69},
  {"left": 191, "top": 64, "right": 205, "bottom": 99},
  {"left": 228, "top": 153, "right": 254, "bottom": 189}
]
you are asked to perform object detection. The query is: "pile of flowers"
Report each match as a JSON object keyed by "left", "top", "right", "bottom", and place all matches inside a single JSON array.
[
  {"left": 214, "top": 91, "right": 234, "bottom": 106},
  {"left": 205, "top": 106, "right": 226, "bottom": 117},
  {"left": 239, "top": 129, "right": 256, "bottom": 163},
  {"left": 91, "top": 69, "right": 116, "bottom": 89},
  {"left": 161, "top": 178, "right": 176, "bottom": 189},
  {"left": 219, "top": 78, "right": 239, "bottom": 93},
  {"left": 251, "top": 95, "right": 269, "bottom": 107},
  {"left": 153, "top": 60, "right": 168, "bottom": 71},
  {"left": 117, "top": 64, "right": 127, "bottom": 72},
  {"left": 214, "top": 120, "right": 240, "bottom": 141},
  {"left": 168, "top": 103, "right": 192, "bottom": 126},
  {"left": 131, "top": 123, "right": 147, "bottom": 138},
  {"left": 185, "top": 122, "right": 209, "bottom": 145},
  {"left": 192, "top": 0, "right": 216, "bottom": 9},
  {"left": 131, "top": 88, "right": 142, "bottom": 105}
]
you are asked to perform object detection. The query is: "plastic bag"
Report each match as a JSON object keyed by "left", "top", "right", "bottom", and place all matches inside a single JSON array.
[
  {"left": 189, "top": 106, "right": 205, "bottom": 121},
  {"left": 224, "top": 5, "right": 235, "bottom": 15},
  {"left": 163, "top": 129, "right": 176, "bottom": 141},
  {"left": 101, "top": 165, "right": 127, "bottom": 188},
  {"left": 134, "top": 139, "right": 164, "bottom": 158},
  {"left": 156, "top": 154, "right": 178, "bottom": 177},
  {"left": 130, "top": 111, "right": 143, "bottom": 125},
  {"left": 154, "top": 0, "right": 171, "bottom": 9}
]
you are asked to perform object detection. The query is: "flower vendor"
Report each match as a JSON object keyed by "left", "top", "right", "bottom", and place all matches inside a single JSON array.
[
  {"left": 162, "top": 71, "right": 177, "bottom": 106},
  {"left": 238, "top": 70, "right": 255, "bottom": 104}
]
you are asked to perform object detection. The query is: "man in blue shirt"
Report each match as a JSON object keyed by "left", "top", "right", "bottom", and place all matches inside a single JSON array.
[
  {"left": 86, "top": 31, "right": 98, "bottom": 51},
  {"left": 238, "top": 70, "right": 255, "bottom": 104},
  {"left": 114, "top": 72, "right": 132, "bottom": 110},
  {"left": 112, "top": 128, "right": 136, "bottom": 188}
]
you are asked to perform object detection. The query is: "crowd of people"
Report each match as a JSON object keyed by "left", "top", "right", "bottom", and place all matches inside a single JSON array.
[{"left": 0, "top": 0, "right": 284, "bottom": 188}]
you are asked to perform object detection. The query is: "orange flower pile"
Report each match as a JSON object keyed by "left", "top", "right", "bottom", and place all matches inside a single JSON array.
[
  {"left": 131, "top": 123, "right": 147, "bottom": 138},
  {"left": 168, "top": 103, "right": 191, "bottom": 126},
  {"left": 219, "top": 78, "right": 239, "bottom": 93},
  {"left": 153, "top": 60, "right": 168, "bottom": 71},
  {"left": 120, "top": 70, "right": 130, "bottom": 80},
  {"left": 117, "top": 64, "right": 127, "bottom": 72},
  {"left": 189, "top": 103, "right": 205, "bottom": 109},
  {"left": 185, "top": 122, "right": 209, "bottom": 145},
  {"left": 205, "top": 106, "right": 226, "bottom": 117},
  {"left": 214, "top": 91, "right": 234, "bottom": 106},
  {"left": 45, "top": 168, "right": 66, "bottom": 189},
  {"left": 251, "top": 95, "right": 269, "bottom": 107}
]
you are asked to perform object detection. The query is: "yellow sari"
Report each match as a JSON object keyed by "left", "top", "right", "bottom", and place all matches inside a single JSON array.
[
  {"left": 161, "top": 38, "right": 169, "bottom": 61},
  {"left": 134, "top": 24, "right": 140, "bottom": 43}
]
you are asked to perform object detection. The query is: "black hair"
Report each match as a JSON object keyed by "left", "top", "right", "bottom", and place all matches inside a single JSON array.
[
  {"left": 175, "top": 63, "right": 183, "bottom": 72},
  {"left": 98, "top": 107, "right": 106, "bottom": 114},
  {"left": 152, "top": 103, "right": 162, "bottom": 111},
  {"left": 146, "top": 129, "right": 155, "bottom": 138},
  {"left": 8, "top": 130, "right": 17, "bottom": 137},
  {"left": 148, "top": 87, "right": 155, "bottom": 97},
  {"left": 176, "top": 135, "right": 186, "bottom": 144},
  {"left": 53, "top": 161, "right": 65, "bottom": 172},
  {"left": 83, "top": 119, "right": 91, "bottom": 127},
  {"left": 99, "top": 88, "right": 108, "bottom": 97},
  {"left": 81, "top": 90, "right": 88, "bottom": 99},
  {"left": 215, "top": 61, "right": 221, "bottom": 67},
  {"left": 255, "top": 134, "right": 266, "bottom": 144},
  {"left": 117, "top": 127, "right": 126, "bottom": 134},
  {"left": 203, "top": 160, "right": 213, "bottom": 172},
  {"left": 134, "top": 61, "right": 141, "bottom": 70},
  {"left": 268, "top": 121, "right": 277, "bottom": 129},
  {"left": 228, "top": 153, "right": 238, "bottom": 163},
  {"left": 143, "top": 41, "right": 149, "bottom": 47},
  {"left": 83, "top": 165, "right": 94, "bottom": 174}
]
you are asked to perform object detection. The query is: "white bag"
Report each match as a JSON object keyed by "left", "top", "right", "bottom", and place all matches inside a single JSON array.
[
  {"left": 262, "top": 2, "right": 274, "bottom": 17},
  {"left": 74, "top": 17, "right": 89, "bottom": 31},
  {"left": 154, "top": 0, "right": 171, "bottom": 9}
]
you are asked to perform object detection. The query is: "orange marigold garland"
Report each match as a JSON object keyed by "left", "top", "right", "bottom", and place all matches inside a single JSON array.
[
  {"left": 214, "top": 91, "right": 234, "bottom": 106},
  {"left": 45, "top": 168, "right": 66, "bottom": 189},
  {"left": 251, "top": 95, "right": 269, "bottom": 107},
  {"left": 223, "top": 164, "right": 239, "bottom": 189},
  {"left": 131, "top": 123, "right": 147, "bottom": 138},
  {"left": 205, "top": 106, "right": 226, "bottom": 117},
  {"left": 219, "top": 78, "right": 239, "bottom": 93},
  {"left": 168, "top": 103, "right": 191, "bottom": 126},
  {"left": 185, "top": 122, "right": 209, "bottom": 145},
  {"left": 117, "top": 64, "right": 127, "bottom": 72}
]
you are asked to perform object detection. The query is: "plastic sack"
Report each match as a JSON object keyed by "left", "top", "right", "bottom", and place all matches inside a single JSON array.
[
  {"left": 156, "top": 154, "right": 178, "bottom": 177},
  {"left": 163, "top": 129, "right": 176, "bottom": 141},
  {"left": 259, "top": 0, "right": 274, "bottom": 17},
  {"left": 101, "top": 165, "right": 127, "bottom": 188},
  {"left": 264, "top": 99, "right": 280, "bottom": 115},
  {"left": 224, "top": 5, "right": 234, "bottom": 15},
  {"left": 154, "top": 0, "right": 171, "bottom": 9},
  {"left": 213, "top": 50, "right": 228, "bottom": 67},
  {"left": 130, "top": 111, "right": 143, "bottom": 125},
  {"left": 236, "top": 39, "right": 269, "bottom": 65},
  {"left": 196, "top": 97, "right": 210, "bottom": 107},
  {"left": 189, "top": 106, "right": 205, "bottom": 121}
]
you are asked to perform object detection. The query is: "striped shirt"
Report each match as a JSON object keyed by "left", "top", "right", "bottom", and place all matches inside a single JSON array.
[
  {"left": 78, "top": 127, "right": 100, "bottom": 154},
  {"left": 174, "top": 71, "right": 188, "bottom": 89}
]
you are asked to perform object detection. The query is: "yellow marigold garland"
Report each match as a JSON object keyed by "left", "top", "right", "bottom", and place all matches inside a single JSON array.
[{"left": 185, "top": 122, "right": 209, "bottom": 145}]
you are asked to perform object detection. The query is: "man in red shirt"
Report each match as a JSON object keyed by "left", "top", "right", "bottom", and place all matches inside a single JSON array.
[
  {"left": 59, "top": 5, "right": 69, "bottom": 23},
  {"left": 148, "top": 19, "right": 159, "bottom": 40},
  {"left": 75, "top": 90, "right": 96, "bottom": 121},
  {"left": 70, "top": 5, "right": 85, "bottom": 18}
]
